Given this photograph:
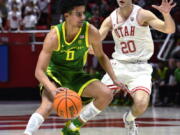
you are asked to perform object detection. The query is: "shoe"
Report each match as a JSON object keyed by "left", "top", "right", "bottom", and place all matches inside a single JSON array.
[
  {"left": 123, "top": 112, "right": 138, "bottom": 135},
  {"left": 61, "top": 121, "right": 80, "bottom": 135}
]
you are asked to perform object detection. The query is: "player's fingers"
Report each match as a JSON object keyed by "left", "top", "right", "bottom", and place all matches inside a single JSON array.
[
  {"left": 56, "top": 87, "right": 68, "bottom": 92},
  {"left": 171, "top": 3, "right": 176, "bottom": 8},
  {"left": 169, "top": 0, "right": 173, "bottom": 4}
]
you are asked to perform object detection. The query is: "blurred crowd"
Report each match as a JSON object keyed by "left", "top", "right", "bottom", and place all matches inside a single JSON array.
[
  {"left": 0, "top": 0, "right": 51, "bottom": 31},
  {"left": 152, "top": 48, "right": 180, "bottom": 106},
  {"left": 0, "top": 0, "right": 180, "bottom": 32},
  {"left": 0, "top": 0, "right": 180, "bottom": 106}
]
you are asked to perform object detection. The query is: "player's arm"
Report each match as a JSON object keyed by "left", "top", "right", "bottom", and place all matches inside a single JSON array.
[
  {"left": 88, "top": 24, "right": 119, "bottom": 85},
  {"left": 35, "top": 28, "right": 58, "bottom": 100},
  {"left": 88, "top": 16, "right": 112, "bottom": 55},
  {"left": 99, "top": 16, "right": 112, "bottom": 41},
  {"left": 139, "top": 0, "right": 176, "bottom": 34}
]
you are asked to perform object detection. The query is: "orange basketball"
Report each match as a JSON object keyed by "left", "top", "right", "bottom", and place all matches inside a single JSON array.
[{"left": 53, "top": 89, "right": 82, "bottom": 119}]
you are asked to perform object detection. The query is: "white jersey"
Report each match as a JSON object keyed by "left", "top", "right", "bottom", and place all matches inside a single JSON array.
[
  {"left": 7, "top": 11, "right": 22, "bottom": 29},
  {"left": 110, "top": 5, "right": 154, "bottom": 62}
]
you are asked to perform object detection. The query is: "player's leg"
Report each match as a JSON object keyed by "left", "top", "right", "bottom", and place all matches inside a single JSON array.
[
  {"left": 23, "top": 88, "right": 54, "bottom": 135},
  {"left": 61, "top": 80, "right": 113, "bottom": 135},
  {"left": 123, "top": 89, "right": 150, "bottom": 135},
  {"left": 123, "top": 68, "right": 152, "bottom": 135},
  {"left": 131, "top": 90, "right": 150, "bottom": 118},
  {"left": 81, "top": 80, "right": 113, "bottom": 110}
]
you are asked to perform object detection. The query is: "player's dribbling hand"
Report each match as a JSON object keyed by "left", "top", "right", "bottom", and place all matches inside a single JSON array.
[
  {"left": 152, "top": 0, "right": 176, "bottom": 14},
  {"left": 56, "top": 87, "right": 69, "bottom": 94}
]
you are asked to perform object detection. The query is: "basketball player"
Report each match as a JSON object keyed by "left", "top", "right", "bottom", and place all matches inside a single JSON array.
[
  {"left": 23, "top": 0, "right": 127, "bottom": 135},
  {"left": 100, "top": 0, "right": 176, "bottom": 135}
]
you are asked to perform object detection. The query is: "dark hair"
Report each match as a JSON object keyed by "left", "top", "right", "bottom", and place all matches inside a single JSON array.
[{"left": 59, "top": 0, "right": 86, "bottom": 14}]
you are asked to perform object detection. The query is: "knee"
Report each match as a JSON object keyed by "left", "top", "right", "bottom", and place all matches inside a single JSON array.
[
  {"left": 134, "top": 97, "right": 149, "bottom": 112},
  {"left": 98, "top": 88, "right": 114, "bottom": 102}
]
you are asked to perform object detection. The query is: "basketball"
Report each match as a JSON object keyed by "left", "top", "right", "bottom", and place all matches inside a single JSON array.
[{"left": 53, "top": 89, "right": 82, "bottom": 119}]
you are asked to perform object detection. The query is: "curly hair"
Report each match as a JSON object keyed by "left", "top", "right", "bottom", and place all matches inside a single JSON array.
[{"left": 59, "top": 0, "right": 86, "bottom": 14}]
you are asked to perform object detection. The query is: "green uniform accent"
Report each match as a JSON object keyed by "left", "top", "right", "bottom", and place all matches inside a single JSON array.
[
  {"left": 46, "top": 21, "right": 98, "bottom": 96},
  {"left": 175, "top": 68, "right": 180, "bottom": 83}
]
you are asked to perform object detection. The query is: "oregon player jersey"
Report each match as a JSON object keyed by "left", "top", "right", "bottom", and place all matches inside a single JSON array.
[
  {"left": 47, "top": 21, "right": 89, "bottom": 72},
  {"left": 43, "top": 21, "right": 98, "bottom": 101},
  {"left": 45, "top": 21, "right": 98, "bottom": 91}
]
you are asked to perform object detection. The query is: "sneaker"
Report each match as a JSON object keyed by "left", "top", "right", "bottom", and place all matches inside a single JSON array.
[
  {"left": 123, "top": 112, "right": 138, "bottom": 135},
  {"left": 61, "top": 121, "right": 80, "bottom": 135}
]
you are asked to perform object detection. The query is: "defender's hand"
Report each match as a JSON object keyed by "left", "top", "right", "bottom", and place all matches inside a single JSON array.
[
  {"left": 152, "top": 0, "right": 176, "bottom": 14},
  {"left": 112, "top": 80, "right": 129, "bottom": 96}
]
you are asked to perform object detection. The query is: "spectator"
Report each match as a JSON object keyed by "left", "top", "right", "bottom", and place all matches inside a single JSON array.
[
  {"left": 89, "top": 5, "right": 103, "bottom": 28},
  {"left": 153, "top": 61, "right": 169, "bottom": 106},
  {"left": 0, "top": 16, "right": 3, "bottom": 31},
  {"left": 22, "top": 0, "right": 37, "bottom": 6},
  {"left": 7, "top": 0, "right": 22, "bottom": 13},
  {"left": 174, "top": 50, "right": 180, "bottom": 105},
  {"left": 166, "top": 58, "right": 177, "bottom": 86},
  {"left": 24, "top": 1, "right": 40, "bottom": 19},
  {"left": 22, "top": 1, "right": 39, "bottom": 30},
  {"left": 22, "top": 12, "right": 37, "bottom": 30},
  {"left": 7, "top": 5, "right": 21, "bottom": 31},
  {"left": 175, "top": 61, "right": 180, "bottom": 85},
  {"left": 99, "top": 0, "right": 110, "bottom": 18},
  {"left": 37, "top": 0, "right": 50, "bottom": 26},
  {"left": 0, "top": 0, "right": 8, "bottom": 29},
  {"left": 164, "top": 58, "right": 177, "bottom": 105}
]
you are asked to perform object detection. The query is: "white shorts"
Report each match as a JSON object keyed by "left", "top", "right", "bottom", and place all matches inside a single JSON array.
[{"left": 101, "top": 59, "right": 153, "bottom": 94}]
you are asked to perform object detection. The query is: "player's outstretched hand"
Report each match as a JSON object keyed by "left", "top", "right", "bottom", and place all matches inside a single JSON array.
[{"left": 152, "top": 0, "right": 176, "bottom": 14}]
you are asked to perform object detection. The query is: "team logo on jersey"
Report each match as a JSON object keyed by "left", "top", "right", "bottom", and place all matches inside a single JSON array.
[
  {"left": 80, "top": 35, "right": 84, "bottom": 39},
  {"left": 130, "top": 17, "right": 134, "bottom": 21}
]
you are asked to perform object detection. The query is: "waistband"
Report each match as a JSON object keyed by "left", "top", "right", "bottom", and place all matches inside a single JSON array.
[{"left": 118, "top": 60, "right": 147, "bottom": 64}]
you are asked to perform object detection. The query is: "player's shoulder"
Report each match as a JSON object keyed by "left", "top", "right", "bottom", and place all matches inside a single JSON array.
[
  {"left": 138, "top": 7, "right": 154, "bottom": 18},
  {"left": 49, "top": 28, "right": 58, "bottom": 38},
  {"left": 44, "top": 27, "right": 58, "bottom": 45},
  {"left": 137, "top": 7, "right": 155, "bottom": 24},
  {"left": 42, "top": 27, "right": 59, "bottom": 51}
]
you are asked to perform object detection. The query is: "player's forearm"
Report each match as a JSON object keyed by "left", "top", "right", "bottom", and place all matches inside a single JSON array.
[
  {"left": 100, "top": 31, "right": 108, "bottom": 41},
  {"left": 35, "top": 70, "right": 57, "bottom": 100},
  {"left": 162, "top": 13, "right": 175, "bottom": 33},
  {"left": 99, "top": 28, "right": 109, "bottom": 41}
]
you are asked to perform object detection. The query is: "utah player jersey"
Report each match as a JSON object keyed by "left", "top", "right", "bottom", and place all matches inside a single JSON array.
[{"left": 110, "top": 5, "right": 154, "bottom": 62}]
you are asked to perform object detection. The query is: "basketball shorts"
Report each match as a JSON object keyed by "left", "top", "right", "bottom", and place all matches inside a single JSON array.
[
  {"left": 101, "top": 59, "right": 153, "bottom": 95},
  {"left": 43, "top": 69, "right": 99, "bottom": 104}
]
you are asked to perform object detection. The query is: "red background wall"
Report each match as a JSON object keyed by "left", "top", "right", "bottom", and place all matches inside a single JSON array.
[{"left": 0, "top": 45, "right": 42, "bottom": 88}]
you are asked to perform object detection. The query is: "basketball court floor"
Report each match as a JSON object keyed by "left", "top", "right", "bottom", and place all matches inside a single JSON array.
[{"left": 0, "top": 101, "right": 180, "bottom": 135}]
